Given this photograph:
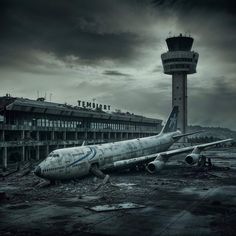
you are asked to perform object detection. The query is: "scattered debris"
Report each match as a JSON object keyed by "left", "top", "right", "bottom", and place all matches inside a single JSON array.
[
  {"left": 110, "top": 183, "right": 137, "bottom": 190},
  {"left": 0, "top": 169, "right": 19, "bottom": 178},
  {"left": 30, "top": 180, "right": 41, "bottom": 187},
  {"left": 20, "top": 169, "right": 31, "bottom": 177},
  {"left": 35, "top": 180, "right": 51, "bottom": 188},
  {"left": 94, "top": 174, "right": 110, "bottom": 191},
  {"left": 102, "top": 174, "right": 110, "bottom": 185},
  {"left": 22, "top": 161, "right": 32, "bottom": 170},
  {"left": 90, "top": 165, "right": 106, "bottom": 179},
  {"left": 77, "top": 195, "right": 102, "bottom": 202},
  {"left": 205, "top": 172, "right": 222, "bottom": 178},
  {"left": 1, "top": 149, "right": 236, "bottom": 235},
  {"left": 89, "top": 202, "right": 146, "bottom": 212}
]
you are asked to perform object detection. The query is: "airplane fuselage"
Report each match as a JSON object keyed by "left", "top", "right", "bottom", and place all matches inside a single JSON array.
[{"left": 35, "top": 131, "right": 181, "bottom": 180}]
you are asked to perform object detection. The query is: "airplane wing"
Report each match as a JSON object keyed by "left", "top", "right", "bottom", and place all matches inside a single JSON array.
[
  {"left": 160, "top": 138, "right": 233, "bottom": 158},
  {"left": 105, "top": 138, "right": 233, "bottom": 171}
]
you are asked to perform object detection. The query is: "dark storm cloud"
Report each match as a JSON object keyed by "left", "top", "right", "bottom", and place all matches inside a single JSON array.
[
  {"left": 0, "top": 0, "right": 151, "bottom": 67},
  {"left": 103, "top": 70, "right": 131, "bottom": 77},
  {"left": 1, "top": 0, "right": 236, "bottom": 129},
  {"left": 157, "top": 0, "right": 236, "bottom": 61},
  {"left": 152, "top": 0, "right": 236, "bottom": 13},
  {"left": 2, "top": 0, "right": 235, "bottom": 67}
]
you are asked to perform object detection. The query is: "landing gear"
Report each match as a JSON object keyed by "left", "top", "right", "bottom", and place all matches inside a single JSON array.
[
  {"left": 207, "top": 157, "right": 212, "bottom": 167},
  {"left": 130, "top": 164, "right": 145, "bottom": 172},
  {"left": 90, "top": 164, "right": 106, "bottom": 179},
  {"left": 198, "top": 155, "right": 212, "bottom": 168},
  {"left": 90, "top": 164, "right": 110, "bottom": 190}
]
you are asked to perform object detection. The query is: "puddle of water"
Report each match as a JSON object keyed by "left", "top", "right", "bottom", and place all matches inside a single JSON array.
[
  {"left": 113, "top": 183, "right": 137, "bottom": 187},
  {"left": 0, "top": 185, "right": 19, "bottom": 191},
  {"left": 89, "top": 202, "right": 145, "bottom": 212},
  {"left": 179, "top": 187, "right": 209, "bottom": 197}
]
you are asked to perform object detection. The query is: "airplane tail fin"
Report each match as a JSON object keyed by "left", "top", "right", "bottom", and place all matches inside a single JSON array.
[{"left": 160, "top": 106, "right": 179, "bottom": 134}]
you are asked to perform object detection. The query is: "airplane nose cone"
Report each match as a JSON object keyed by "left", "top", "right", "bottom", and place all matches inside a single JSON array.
[{"left": 34, "top": 166, "right": 42, "bottom": 177}]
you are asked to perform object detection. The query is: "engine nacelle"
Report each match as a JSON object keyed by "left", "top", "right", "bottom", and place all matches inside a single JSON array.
[
  {"left": 185, "top": 153, "right": 200, "bottom": 165},
  {"left": 147, "top": 160, "right": 165, "bottom": 174}
]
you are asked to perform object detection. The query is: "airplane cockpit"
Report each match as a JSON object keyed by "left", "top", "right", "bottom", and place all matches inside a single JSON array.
[{"left": 47, "top": 152, "right": 60, "bottom": 159}]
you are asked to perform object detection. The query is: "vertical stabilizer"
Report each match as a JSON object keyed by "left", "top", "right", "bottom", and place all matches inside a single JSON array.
[{"left": 161, "top": 106, "right": 179, "bottom": 134}]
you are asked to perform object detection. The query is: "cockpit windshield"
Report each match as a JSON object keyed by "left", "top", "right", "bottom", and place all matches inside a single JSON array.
[{"left": 47, "top": 152, "right": 60, "bottom": 158}]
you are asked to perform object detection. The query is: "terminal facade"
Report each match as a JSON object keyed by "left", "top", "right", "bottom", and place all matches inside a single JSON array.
[{"left": 0, "top": 95, "right": 162, "bottom": 170}]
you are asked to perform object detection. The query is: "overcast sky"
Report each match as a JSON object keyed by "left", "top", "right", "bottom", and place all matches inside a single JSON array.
[{"left": 1, "top": 0, "right": 236, "bottom": 130}]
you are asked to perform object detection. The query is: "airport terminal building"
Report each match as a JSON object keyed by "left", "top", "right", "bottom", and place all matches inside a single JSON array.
[{"left": 0, "top": 95, "right": 162, "bottom": 170}]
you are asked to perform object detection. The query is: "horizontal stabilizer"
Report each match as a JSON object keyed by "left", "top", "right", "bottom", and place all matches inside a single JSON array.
[{"left": 172, "top": 130, "right": 205, "bottom": 140}]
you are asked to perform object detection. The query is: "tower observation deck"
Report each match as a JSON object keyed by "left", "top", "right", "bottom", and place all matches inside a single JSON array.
[{"left": 161, "top": 34, "right": 199, "bottom": 136}]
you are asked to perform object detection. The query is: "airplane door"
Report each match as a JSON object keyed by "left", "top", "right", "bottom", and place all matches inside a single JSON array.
[
  {"left": 64, "top": 153, "right": 72, "bottom": 175},
  {"left": 98, "top": 153, "right": 105, "bottom": 166}
]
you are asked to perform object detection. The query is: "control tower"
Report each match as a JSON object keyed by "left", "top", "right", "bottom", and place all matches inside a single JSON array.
[{"left": 161, "top": 34, "right": 199, "bottom": 136}]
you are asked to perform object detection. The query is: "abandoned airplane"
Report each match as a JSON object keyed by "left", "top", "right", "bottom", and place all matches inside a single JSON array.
[{"left": 34, "top": 106, "right": 232, "bottom": 180}]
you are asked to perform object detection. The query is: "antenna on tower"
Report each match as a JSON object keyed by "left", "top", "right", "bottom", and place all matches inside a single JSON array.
[{"left": 186, "top": 30, "right": 191, "bottom": 37}]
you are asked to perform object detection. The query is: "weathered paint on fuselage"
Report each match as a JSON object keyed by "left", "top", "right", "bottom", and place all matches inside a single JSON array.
[{"left": 36, "top": 131, "right": 180, "bottom": 180}]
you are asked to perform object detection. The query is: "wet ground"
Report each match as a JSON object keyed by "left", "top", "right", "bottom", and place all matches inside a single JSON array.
[{"left": 1, "top": 148, "right": 236, "bottom": 236}]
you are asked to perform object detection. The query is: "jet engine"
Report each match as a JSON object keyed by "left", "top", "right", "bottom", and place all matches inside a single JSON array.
[
  {"left": 185, "top": 153, "right": 200, "bottom": 165},
  {"left": 147, "top": 160, "right": 165, "bottom": 173}
]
